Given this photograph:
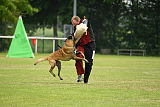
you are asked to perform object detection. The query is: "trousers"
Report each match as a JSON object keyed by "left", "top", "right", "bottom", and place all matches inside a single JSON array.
[{"left": 75, "top": 45, "right": 95, "bottom": 83}]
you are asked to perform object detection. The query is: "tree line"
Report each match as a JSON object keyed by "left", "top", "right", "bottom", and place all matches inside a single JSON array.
[{"left": 0, "top": 0, "right": 159, "bottom": 55}]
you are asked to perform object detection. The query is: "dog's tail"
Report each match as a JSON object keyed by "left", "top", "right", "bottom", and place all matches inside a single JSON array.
[{"left": 34, "top": 57, "right": 48, "bottom": 65}]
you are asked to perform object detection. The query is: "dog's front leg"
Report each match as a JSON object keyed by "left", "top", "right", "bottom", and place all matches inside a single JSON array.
[
  {"left": 76, "top": 51, "right": 85, "bottom": 58},
  {"left": 73, "top": 55, "right": 89, "bottom": 63}
]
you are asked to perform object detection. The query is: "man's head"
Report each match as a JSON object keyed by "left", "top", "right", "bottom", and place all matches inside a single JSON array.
[{"left": 71, "top": 16, "right": 80, "bottom": 26}]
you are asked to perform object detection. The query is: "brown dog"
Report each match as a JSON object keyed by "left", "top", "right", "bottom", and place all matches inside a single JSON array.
[{"left": 34, "top": 35, "right": 88, "bottom": 80}]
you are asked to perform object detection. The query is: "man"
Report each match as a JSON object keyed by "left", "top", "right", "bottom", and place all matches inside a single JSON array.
[{"left": 71, "top": 16, "right": 96, "bottom": 84}]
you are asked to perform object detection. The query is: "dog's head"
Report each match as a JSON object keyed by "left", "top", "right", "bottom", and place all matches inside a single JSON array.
[
  {"left": 67, "top": 35, "right": 73, "bottom": 40},
  {"left": 64, "top": 34, "right": 76, "bottom": 46},
  {"left": 66, "top": 34, "right": 77, "bottom": 42}
]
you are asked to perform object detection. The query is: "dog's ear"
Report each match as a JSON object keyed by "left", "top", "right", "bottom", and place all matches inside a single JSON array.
[{"left": 70, "top": 33, "right": 74, "bottom": 36}]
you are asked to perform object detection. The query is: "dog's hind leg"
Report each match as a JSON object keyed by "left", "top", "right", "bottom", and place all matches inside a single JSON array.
[
  {"left": 56, "top": 60, "right": 63, "bottom": 80},
  {"left": 49, "top": 60, "right": 56, "bottom": 78}
]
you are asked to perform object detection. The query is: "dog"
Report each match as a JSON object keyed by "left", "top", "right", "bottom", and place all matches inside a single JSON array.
[{"left": 34, "top": 35, "right": 88, "bottom": 80}]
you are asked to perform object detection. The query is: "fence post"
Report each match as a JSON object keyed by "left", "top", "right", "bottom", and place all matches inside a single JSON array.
[
  {"left": 42, "top": 23, "right": 45, "bottom": 53},
  {"left": 53, "top": 40, "right": 55, "bottom": 52},
  {"left": 35, "top": 39, "right": 38, "bottom": 54},
  {"left": 117, "top": 49, "right": 119, "bottom": 55},
  {"left": 130, "top": 49, "right": 132, "bottom": 56}
]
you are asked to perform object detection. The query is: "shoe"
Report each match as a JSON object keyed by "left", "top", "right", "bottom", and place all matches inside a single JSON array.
[
  {"left": 77, "top": 79, "right": 83, "bottom": 82},
  {"left": 77, "top": 74, "right": 83, "bottom": 82},
  {"left": 84, "top": 82, "right": 89, "bottom": 84}
]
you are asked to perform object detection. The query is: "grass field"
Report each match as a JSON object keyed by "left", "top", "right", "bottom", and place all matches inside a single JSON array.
[{"left": 0, "top": 53, "right": 160, "bottom": 107}]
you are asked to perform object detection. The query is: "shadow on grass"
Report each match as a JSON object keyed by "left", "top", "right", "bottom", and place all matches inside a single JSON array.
[{"left": 18, "top": 81, "right": 85, "bottom": 86}]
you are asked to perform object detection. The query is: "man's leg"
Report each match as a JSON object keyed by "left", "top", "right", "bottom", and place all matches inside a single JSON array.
[
  {"left": 75, "top": 46, "right": 85, "bottom": 82},
  {"left": 84, "top": 47, "right": 95, "bottom": 83}
]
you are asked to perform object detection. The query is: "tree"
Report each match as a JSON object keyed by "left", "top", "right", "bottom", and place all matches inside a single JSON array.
[
  {"left": 77, "top": 0, "right": 124, "bottom": 53},
  {"left": 1, "top": 0, "right": 159, "bottom": 55},
  {"left": 0, "top": 0, "right": 38, "bottom": 24},
  {"left": 0, "top": 0, "right": 38, "bottom": 52},
  {"left": 23, "top": 0, "right": 73, "bottom": 51}
]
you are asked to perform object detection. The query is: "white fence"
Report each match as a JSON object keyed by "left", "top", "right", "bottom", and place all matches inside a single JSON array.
[
  {"left": 0, "top": 36, "right": 66, "bottom": 54},
  {"left": 117, "top": 49, "right": 146, "bottom": 56}
]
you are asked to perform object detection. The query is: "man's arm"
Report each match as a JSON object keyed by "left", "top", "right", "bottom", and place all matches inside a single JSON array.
[
  {"left": 81, "top": 16, "right": 88, "bottom": 25},
  {"left": 82, "top": 18, "right": 88, "bottom": 25}
]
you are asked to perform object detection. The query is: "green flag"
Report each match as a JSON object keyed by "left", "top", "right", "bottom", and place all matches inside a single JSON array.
[{"left": 7, "top": 16, "right": 34, "bottom": 58}]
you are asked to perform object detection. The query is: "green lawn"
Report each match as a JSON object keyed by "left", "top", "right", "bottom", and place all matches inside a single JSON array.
[{"left": 0, "top": 53, "right": 160, "bottom": 107}]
